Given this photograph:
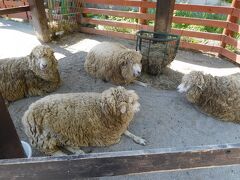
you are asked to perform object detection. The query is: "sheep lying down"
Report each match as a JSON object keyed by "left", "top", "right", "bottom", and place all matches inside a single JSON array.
[
  {"left": 178, "top": 71, "right": 240, "bottom": 123},
  {"left": 0, "top": 45, "right": 61, "bottom": 103},
  {"left": 22, "top": 86, "right": 146, "bottom": 156},
  {"left": 84, "top": 42, "right": 147, "bottom": 86}
]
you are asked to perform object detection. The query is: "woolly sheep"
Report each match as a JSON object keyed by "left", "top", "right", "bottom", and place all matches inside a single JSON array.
[
  {"left": 0, "top": 45, "right": 61, "bottom": 103},
  {"left": 177, "top": 71, "right": 240, "bottom": 123},
  {"left": 84, "top": 42, "right": 143, "bottom": 85},
  {"left": 22, "top": 86, "right": 146, "bottom": 155}
]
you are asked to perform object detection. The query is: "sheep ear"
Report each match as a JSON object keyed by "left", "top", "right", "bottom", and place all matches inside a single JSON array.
[{"left": 120, "top": 105, "right": 127, "bottom": 114}]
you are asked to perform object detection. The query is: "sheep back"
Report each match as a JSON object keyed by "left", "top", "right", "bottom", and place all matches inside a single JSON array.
[
  {"left": 84, "top": 42, "right": 142, "bottom": 84},
  {"left": 22, "top": 87, "right": 139, "bottom": 154},
  {"left": 185, "top": 72, "right": 240, "bottom": 122}
]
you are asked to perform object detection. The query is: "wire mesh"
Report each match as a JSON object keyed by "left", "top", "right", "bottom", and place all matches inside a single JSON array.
[
  {"left": 46, "top": 0, "right": 84, "bottom": 36},
  {"left": 136, "top": 30, "right": 180, "bottom": 75}
]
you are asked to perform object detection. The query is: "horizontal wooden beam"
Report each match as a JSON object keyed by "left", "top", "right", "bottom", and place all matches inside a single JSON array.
[
  {"left": 220, "top": 48, "right": 240, "bottom": 63},
  {"left": 180, "top": 41, "right": 221, "bottom": 53},
  {"left": 174, "top": 4, "right": 233, "bottom": 15},
  {"left": 171, "top": 28, "right": 223, "bottom": 41},
  {"left": 0, "top": 5, "right": 30, "bottom": 15},
  {"left": 173, "top": 16, "right": 228, "bottom": 28},
  {"left": 79, "top": 27, "right": 135, "bottom": 40},
  {"left": 1, "top": 144, "right": 240, "bottom": 179},
  {"left": 82, "top": 8, "right": 154, "bottom": 20},
  {"left": 84, "top": 0, "right": 155, "bottom": 8},
  {"left": 84, "top": 0, "right": 237, "bottom": 16},
  {"left": 81, "top": 17, "right": 153, "bottom": 31}
]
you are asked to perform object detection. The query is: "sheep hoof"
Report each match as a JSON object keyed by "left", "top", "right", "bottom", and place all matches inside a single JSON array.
[
  {"left": 65, "top": 146, "right": 85, "bottom": 155},
  {"left": 52, "top": 150, "right": 68, "bottom": 156},
  {"left": 134, "top": 80, "right": 148, "bottom": 87},
  {"left": 124, "top": 130, "right": 147, "bottom": 146},
  {"left": 133, "top": 137, "right": 147, "bottom": 146}
]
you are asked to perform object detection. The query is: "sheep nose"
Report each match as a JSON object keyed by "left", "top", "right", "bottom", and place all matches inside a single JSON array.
[
  {"left": 40, "top": 64, "right": 47, "bottom": 69},
  {"left": 134, "top": 70, "right": 141, "bottom": 77}
]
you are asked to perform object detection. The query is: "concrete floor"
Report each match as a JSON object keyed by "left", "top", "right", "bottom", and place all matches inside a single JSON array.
[{"left": 1, "top": 18, "right": 240, "bottom": 180}]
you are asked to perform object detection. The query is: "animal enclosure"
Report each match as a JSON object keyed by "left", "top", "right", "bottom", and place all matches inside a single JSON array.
[{"left": 1, "top": 0, "right": 240, "bottom": 179}]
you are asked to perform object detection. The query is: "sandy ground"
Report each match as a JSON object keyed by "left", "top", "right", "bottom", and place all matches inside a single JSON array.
[{"left": 1, "top": 18, "right": 240, "bottom": 180}]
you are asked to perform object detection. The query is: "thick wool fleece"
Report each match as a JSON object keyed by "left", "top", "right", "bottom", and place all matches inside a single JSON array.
[
  {"left": 0, "top": 45, "right": 61, "bottom": 102},
  {"left": 84, "top": 42, "right": 142, "bottom": 85},
  {"left": 181, "top": 71, "right": 240, "bottom": 123},
  {"left": 22, "top": 86, "right": 140, "bottom": 155}
]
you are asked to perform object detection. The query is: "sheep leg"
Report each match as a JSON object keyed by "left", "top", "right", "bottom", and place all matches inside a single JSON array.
[
  {"left": 124, "top": 130, "right": 146, "bottom": 146},
  {"left": 52, "top": 150, "right": 68, "bottom": 156},
  {"left": 65, "top": 146, "right": 85, "bottom": 155},
  {"left": 134, "top": 80, "right": 148, "bottom": 87}
]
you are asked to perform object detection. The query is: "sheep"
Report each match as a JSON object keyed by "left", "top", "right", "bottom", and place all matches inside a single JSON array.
[
  {"left": 22, "top": 86, "right": 146, "bottom": 156},
  {"left": 84, "top": 42, "right": 145, "bottom": 85},
  {"left": 177, "top": 71, "right": 240, "bottom": 123},
  {"left": 0, "top": 45, "right": 61, "bottom": 103}
]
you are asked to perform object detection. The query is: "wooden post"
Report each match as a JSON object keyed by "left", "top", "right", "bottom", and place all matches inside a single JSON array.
[
  {"left": 221, "top": 0, "right": 240, "bottom": 48},
  {"left": 28, "top": 0, "right": 51, "bottom": 42},
  {"left": 138, "top": 0, "right": 148, "bottom": 25},
  {"left": 154, "top": 0, "right": 176, "bottom": 33},
  {"left": 0, "top": 95, "right": 25, "bottom": 159}
]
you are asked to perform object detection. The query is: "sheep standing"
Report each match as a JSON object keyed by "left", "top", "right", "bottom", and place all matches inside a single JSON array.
[
  {"left": 177, "top": 71, "right": 240, "bottom": 123},
  {"left": 0, "top": 45, "right": 61, "bottom": 102},
  {"left": 84, "top": 42, "right": 143, "bottom": 85},
  {"left": 22, "top": 86, "right": 146, "bottom": 155}
]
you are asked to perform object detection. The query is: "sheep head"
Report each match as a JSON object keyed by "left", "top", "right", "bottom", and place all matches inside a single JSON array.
[
  {"left": 29, "top": 45, "right": 60, "bottom": 82},
  {"left": 101, "top": 86, "right": 140, "bottom": 118},
  {"left": 117, "top": 50, "right": 142, "bottom": 82},
  {"left": 177, "top": 71, "right": 205, "bottom": 103}
]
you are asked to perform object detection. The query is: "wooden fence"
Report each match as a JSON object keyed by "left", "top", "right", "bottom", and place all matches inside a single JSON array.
[
  {"left": 1, "top": 0, "right": 240, "bottom": 64},
  {"left": 79, "top": 0, "right": 240, "bottom": 64},
  {"left": 0, "top": 0, "right": 29, "bottom": 19}
]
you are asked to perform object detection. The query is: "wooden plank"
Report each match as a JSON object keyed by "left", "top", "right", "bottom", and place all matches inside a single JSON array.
[
  {"left": 220, "top": 48, "right": 240, "bottom": 63},
  {"left": 81, "top": 17, "right": 153, "bottom": 31},
  {"left": 82, "top": 8, "right": 228, "bottom": 28},
  {"left": 84, "top": 0, "right": 156, "bottom": 8},
  {"left": 232, "top": 8, "right": 240, "bottom": 18},
  {"left": 0, "top": 94, "right": 25, "bottom": 159},
  {"left": 79, "top": 27, "right": 135, "bottom": 40},
  {"left": 1, "top": 144, "right": 240, "bottom": 178},
  {"left": 223, "top": 36, "right": 240, "bottom": 49},
  {"left": 174, "top": 4, "right": 233, "bottom": 15},
  {"left": 173, "top": 16, "right": 228, "bottom": 28},
  {"left": 0, "top": 5, "right": 30, "bottom": 15},
  {"left": 81, "top": 18, "right": 223, "bottom": 41},
  {"left": 226, "top": 22, "right": 240, "bottom": 33},
  {"left": 82, "top": 7, "right": 155, "bottom": 20},
  {"left": 28, "top": 0, "right": 51, "bottom": 42},
  {"left": 154, "top": 0, "right": 175, "bottom": 33},
  {"left": 171, "top": 28, "right": 223, "bottom": 41},
  {"left": 180, "top": 41, "right": 221, "bottom": 53}
]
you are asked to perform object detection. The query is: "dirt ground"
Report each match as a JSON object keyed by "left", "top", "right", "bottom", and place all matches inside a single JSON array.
[{"left": 1, "top": 19, "right": 240, "bottom": 180}]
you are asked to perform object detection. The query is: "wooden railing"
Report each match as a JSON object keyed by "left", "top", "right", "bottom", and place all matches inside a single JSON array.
[
  {"left": 0, "top": 0, "right": 29, "bottom": 20},
  {"left": 1, "top": 0, "right": 239, "bottom": 64},
  {"left": 80, "top": 0, "right": 240, "bottom": 64}
]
